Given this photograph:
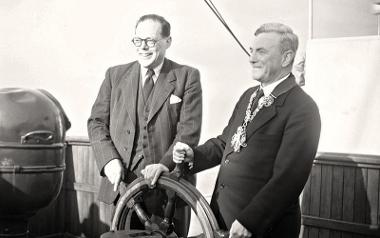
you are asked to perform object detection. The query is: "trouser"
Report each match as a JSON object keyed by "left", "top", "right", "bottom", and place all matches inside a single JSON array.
[{"left": 262, "top": 205, "right": 301, "bottom": 238}]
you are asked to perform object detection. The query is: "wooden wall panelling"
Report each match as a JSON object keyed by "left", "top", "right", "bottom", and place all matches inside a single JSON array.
[
  {"left": 302, "top": 174, "right": 312, "bottom": 238},
  {"left": 64, "top": 139, "right": 112, "bottom": 238},
  {"left": 378, "top": 171, "right": 380, "bottom": 230},
  {"left": 330, "top": 165, "right": 344, "bottom": 238},
  {"left": 309, "top": 164, "right": 322, "bottom": 238},
  {"left": 64, "top": 143, "right": 81, "bottom": 235},
  {"left": 367, "top": 169, "right": 379, "bottom": 231},
  {"left": 353, "top": 168, "right": 368, "bottom": 238},
  {"left": 320, "top": 164, "right": 333, "bottom": 238},
  {"left": 302, "top": 153, "right": 380, "bottom": 238},
  {"left": 98, "top": 201, "right": 113, "bottom": 235},
  {"left": 342, "top": 167, "right": 356, "bottom": 238},
  {"left": 77, "top": 143, "right": 88, "bottom": 237},
  {"left": 86, "top": 145, "right": 95, "bottom": 237},
  {"left": 78, "top": 144, "right": 89, "bottom": 236}
]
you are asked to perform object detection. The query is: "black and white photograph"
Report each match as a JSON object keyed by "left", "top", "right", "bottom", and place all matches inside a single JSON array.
[{"left": 1, "top": 0, "right": 380, "bottom": 237}]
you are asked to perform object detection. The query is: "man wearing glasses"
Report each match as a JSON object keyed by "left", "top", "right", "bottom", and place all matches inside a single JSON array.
[{"left": 88, "top": 14, "right": 202, "bottom": 236}]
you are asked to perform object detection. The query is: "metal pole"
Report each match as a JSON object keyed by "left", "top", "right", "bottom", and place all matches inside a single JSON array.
[{"left": 308, "top": 0, "right": 314, "bottom": 39}]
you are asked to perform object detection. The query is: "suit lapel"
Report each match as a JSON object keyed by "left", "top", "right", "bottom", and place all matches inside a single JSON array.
[
  {"left": 224, "top": 87, "right": 257, "bottom": 156},
  {"left": 245, "top": 103, "right": 277, "bottom": 137},
  {"left": 224, "top": 75, "right": 298, "bottom": 157},
  {"left": 245, "top": 74, "right": 298, "bottom": 137},
  {"left": 122, "top": 62, "right": 140, "bottom": 126},
  {"left": 148, "top": 59, "right": 175, "bottom": 122}
]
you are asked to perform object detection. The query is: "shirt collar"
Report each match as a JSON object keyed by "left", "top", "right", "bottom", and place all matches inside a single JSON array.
[
  {"left": 141, "top": 60, "right": 165, "bottom": 84},
  {"left": 261, "top": 73, "right": 290, "bottom": 97}
]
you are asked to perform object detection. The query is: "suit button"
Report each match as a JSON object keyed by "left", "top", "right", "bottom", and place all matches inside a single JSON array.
[
  {"left": 224, "top": 159, "right": 230, "bottom": 165},
  {"left": 220, "top": 184, "right": 225, "bottom": 189},
  {"left": 124, "top": 147, "right": 128, "bottom": 151},
  {"left": 126, "top": 130, "right": 130, "bottom": 134},
  {"left": 138, "top": 154, "right": 144, "bottom": 159},
  {"left": 143, "top": 126, "right": 147, "bottom": 130},
  {"left": 143, "top": 144, "right": 147, "bottom": 148}
]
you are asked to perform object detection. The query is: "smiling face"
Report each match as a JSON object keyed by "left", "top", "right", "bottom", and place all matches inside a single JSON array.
[
  {"left": 134, "top": 20, "right": 171, "bottom": 69},
  {"left": 249, "top": 32, "right": 286, "bottom": 86}
]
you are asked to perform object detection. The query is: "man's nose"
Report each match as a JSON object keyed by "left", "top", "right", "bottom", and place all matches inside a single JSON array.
[
  {"left": 249, "top": 52, "right": 258, "bottom": 63},
  {"left": 141, "top": 40, "right": 149, "bottom": 49}
]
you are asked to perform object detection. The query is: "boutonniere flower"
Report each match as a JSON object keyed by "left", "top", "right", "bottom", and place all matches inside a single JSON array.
[{"left": 258, "top": 95, "right": 275, "bottom": 108}]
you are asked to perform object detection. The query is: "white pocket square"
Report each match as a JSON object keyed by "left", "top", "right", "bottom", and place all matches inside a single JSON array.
[{"left": 170, "top": 94, "right": 182, "bottom": 104}]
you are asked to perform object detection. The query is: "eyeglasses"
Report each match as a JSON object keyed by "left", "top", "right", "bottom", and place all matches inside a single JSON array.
[{"left": 131, "top": 37, "right": 165, "bottom": 48}]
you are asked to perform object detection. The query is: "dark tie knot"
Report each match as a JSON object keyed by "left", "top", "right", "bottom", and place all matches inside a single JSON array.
[
  {"left": 256, "top": 87, "right": 264, "bottom": 98},
  {"left": 146, "top": 68, "right": 154, "bottom": 78},
  {"left": 250, "top": 88, "right": 264, "bottom": 110}
]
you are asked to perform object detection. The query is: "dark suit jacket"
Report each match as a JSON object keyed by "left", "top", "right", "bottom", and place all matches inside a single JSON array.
[
  {"left": 88, "top": 58, "right": 202, "bottom": 204},
  {"left": 192, "top": 75, "right": 321, "bottom": 236}
]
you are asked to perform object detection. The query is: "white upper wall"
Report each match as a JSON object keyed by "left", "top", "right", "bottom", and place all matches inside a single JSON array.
[{"left": 305, "top": 36, "right": 380, "bottom": 155}]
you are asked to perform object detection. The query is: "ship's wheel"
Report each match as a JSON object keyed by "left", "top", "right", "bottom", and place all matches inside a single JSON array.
[{"left": 101, "top": 166, "right": 228, "bottom": 238}]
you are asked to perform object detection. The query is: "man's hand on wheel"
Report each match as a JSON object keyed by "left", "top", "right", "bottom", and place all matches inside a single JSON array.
[{"left": 141, "top": 163, "right": 169, "bottom": 186}]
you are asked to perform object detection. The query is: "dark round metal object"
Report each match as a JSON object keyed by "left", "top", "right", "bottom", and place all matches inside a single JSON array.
[{"left": 0, "top": 88, "right": 71, "bottom": 237}]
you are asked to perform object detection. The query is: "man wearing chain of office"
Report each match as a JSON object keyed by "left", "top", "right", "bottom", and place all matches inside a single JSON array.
[{"left": 170, "top": 23, "right": 321, "bottom": 238}]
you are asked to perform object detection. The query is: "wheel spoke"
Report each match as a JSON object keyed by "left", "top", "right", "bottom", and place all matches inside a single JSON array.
[
  {"left": 158, "top": 189, "right": 177, "bottom": 234},
  {"left": 127, "top": 192, "right": 153, "bottom": 230},
  {"left": 111, "top": 175, "right": 221, "bottom": 238}
]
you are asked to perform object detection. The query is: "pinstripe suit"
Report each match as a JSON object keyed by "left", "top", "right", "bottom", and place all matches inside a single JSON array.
[{"left": 88, "top": 58, "right": 202, "bottom": 204}]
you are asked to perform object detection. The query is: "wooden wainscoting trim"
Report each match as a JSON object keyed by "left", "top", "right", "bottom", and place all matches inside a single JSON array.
[
  {"left": 66, "top": 136, "right": 90, "bottom": 146},
  {"left": 64, "top": 182, "right": 99, "bottom": 194},
  {"left": 315, "top": 152, "right": 380, "bottom": 169},
  {"left": 302, "top": 215, "right": 380, "bottom": 236}
]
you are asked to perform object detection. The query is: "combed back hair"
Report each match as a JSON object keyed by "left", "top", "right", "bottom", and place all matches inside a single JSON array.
[
  {"left": 254, "top": 23, "right": 299, "bottom": 54},
  {"left": 135, "top": 14, "right": 171, "bottom": 38}
]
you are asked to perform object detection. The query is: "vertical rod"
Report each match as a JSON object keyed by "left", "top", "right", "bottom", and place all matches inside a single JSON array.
[{"left": 308, "top": 0, "right": 314, "bottom": 39}]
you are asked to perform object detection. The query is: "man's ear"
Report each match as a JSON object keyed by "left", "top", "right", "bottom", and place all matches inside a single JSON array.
[
  {"left": 165, "top": 36, "right": 172, "bottom": 48},
  {"left": 282, "top": 50, "right": 295, "bottom": 67}
]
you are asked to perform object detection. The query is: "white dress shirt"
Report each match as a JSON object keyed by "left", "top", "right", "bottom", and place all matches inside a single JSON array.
[
  {"left": 261, "top": 73, "right": 290, "bottom": 97},
  {"left": 140, "top": 61, "right": 164, "bottom": 86}
]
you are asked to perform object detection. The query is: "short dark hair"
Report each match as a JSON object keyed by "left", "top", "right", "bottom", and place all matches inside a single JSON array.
[
  {"left": 135, "top": 14, "right": 171, "bottom": 38},
  {"left": 255, "top": 23, "right": 298, "bottom": 54}
]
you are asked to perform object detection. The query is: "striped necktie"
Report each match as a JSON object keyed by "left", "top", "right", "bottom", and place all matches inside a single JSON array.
[{"left": 143, "top": 69, "right": 154, "bottom": 101}]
